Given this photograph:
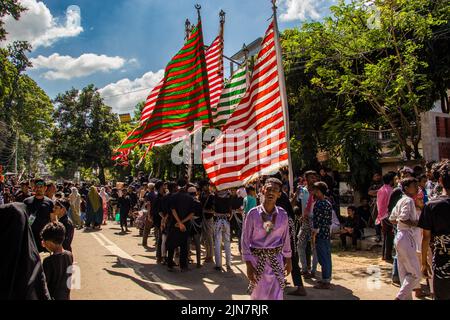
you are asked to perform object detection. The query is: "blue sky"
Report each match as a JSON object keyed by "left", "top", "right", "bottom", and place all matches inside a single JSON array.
[{"left": 3, "top": 0, "right": 340, "bottom": 114}]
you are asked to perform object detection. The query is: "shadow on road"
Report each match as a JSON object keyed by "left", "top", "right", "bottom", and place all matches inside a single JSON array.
[{"left": 103, "top": 254, "right": 249, "bottom": 299}]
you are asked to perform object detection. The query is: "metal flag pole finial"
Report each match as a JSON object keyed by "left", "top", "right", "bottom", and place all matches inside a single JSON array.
[
  {"left": 271, "top": 0, "right": 277, "bottom": 11},
  {"left": 219, "top": 9, "right": 226, "bottom": 25},
  {"left": 195, "top": 4, "right": 201, "bottom": 21}
]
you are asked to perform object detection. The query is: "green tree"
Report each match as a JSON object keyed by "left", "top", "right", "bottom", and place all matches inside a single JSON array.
[
  {"left": 49, "top": 85, "right": 121, "bottom": 184},
  {"left": 281, "top": 27, "right": 381, "bottom": 191},
  {"left": 0, "top": 47, "right": 53, "bottom": 174},
  {"left": 303, "top": 0, "right": 450, "bottom": 160}
]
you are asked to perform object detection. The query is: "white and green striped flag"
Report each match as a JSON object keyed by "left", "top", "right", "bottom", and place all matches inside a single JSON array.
[{"left": 213, "top": 66, "right": 248, "bottom": 128}]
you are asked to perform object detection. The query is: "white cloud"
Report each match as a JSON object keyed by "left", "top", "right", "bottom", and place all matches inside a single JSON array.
[
  {"left": 3, "top": 0, "right": 83, "bottom": 49},
  {"left": 279, "top": 0, "right": 338, "bottom": 21},
  {"left": 98, "top": 70, "right": 165, "bottom": 114},
  {"left": 30, "top": 53, "right": 127, "bottom": 80}
]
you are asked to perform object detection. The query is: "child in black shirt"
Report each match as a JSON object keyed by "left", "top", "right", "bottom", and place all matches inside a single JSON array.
[
  {"left": 52, "top": 199, "right": 74, "bottom": 252},
  {"left": 340, "top": 206, "right": 362, "bottom": 251},
  {"left": 40, "top": 222, "right": 74, "bottom": 300}
]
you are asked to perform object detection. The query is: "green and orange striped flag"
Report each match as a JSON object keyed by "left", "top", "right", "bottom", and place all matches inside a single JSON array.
[{"left": 114, "top": 21, "right": 212, "bottom": 161}]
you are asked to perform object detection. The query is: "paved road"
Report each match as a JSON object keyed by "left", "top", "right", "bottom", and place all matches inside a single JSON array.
[{"left": 69, "top": 222, "right": 405, "bottom": 300}]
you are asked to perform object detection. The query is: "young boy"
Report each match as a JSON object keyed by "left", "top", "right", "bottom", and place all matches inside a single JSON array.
[
  {"left": 340, "top": 206, "right": 362, "bottom": 251},
  {"left": 40, "top": 222, "right": 74, "bottom": 300},
  {"left": 312, "top": 181, "right": 333, "bottom": 289},
  {"left": 52, "top": 199, "right": 75, "bottom": 252}
]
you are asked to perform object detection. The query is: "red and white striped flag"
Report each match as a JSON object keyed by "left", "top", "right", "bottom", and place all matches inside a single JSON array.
[{"left": 203, "top": 20, "right": 290, "bottom": 190}]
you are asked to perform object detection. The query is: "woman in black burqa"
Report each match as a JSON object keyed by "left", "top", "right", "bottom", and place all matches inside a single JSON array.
[{"left": 0, "top": 202, "right": 51, "bottom": 300}]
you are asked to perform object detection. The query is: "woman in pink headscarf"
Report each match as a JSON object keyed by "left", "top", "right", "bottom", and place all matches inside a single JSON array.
[{"left": 99, "top": 187, "right": 109, "bottom": 225}]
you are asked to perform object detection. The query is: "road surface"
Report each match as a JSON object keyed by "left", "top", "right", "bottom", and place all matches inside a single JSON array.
[{"left": 66, "top": 222, "right": 410, "bottom": 300}]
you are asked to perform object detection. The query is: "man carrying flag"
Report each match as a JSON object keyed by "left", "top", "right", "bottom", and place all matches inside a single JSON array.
[{"left": 242, "top": 177, "right": 292, "bottom": 300}]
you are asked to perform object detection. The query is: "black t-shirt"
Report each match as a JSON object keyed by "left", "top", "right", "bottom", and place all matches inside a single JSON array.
[
  {"left": 388, "top": 187, "right": 403, "bottom": 214},
  {"left": 169, "top": 192, "right": 194, "bottom": 227},
  {"left": 151, "top": 193, "right": 164, "bottom": 228},
  {"left": 145, "top": 191, "right": 156, "bottom": 205},
  {"left": 213, "top": 195, "right": 231, "bottom": 214},
  {"left": 357, "top": 205, "right": 371, "bottom": 222},
  {"left": 139, "top": 176, "right": 148, "bottom": 185},
  {"left": 118, "top": 196, "right": 132, "bottom": 215},
  {"left": 343, "top": 215, "right": 362, "bottom": 231},
  {"left": 161, "top": 193, "right": 174, "bottom": 228},
  {"left": 129, "top": 192, "right": 138, "bottom": 209},
  {"left": 191, "top": 199, "right": 203, "bottom": 235},
  {"left": 321, "top": 175, "right": 334, "bottom": 191},
  {"left": 419, "top": 196, "right": 450, "bottom": 237},
  {"left": 23, "top": 196, "right": 54, "bottom": 252},
  {"left": 58, "top": 215, "right": 74, "bottom": 252},
  {"left": 276, "top": 192, "right": 294, "bottom": 219},
  {"left": 419, "top": 196, "right": 450, "bottom": 281},
  {"left": 80, "top": 187, "right": 89, "bottom": 198},
  {"left": 43, "top": 250, "right": 73, "bottom": 300},
  {"left": 201, "top": 192, "right": 214, "bottom": 219},
  {"left": 230, "top": 195, "right": 243, "bottom": 211}
]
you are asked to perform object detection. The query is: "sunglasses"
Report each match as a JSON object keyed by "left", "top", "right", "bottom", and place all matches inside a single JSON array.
[{"left": 35, "top": 182, "right": 46, "bottom": 186}]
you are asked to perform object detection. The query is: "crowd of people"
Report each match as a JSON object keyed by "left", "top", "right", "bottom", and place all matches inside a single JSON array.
[{"left": 0, "top": 160, "right": 449, "bottom": 300}]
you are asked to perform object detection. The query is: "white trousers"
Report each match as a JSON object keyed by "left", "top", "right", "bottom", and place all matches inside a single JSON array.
[
  {"left": 395, "top": 230, "right": 421, "bottom": 300},
  {"left": 214, "top": 218, "right": 231, "bottom": 268}
]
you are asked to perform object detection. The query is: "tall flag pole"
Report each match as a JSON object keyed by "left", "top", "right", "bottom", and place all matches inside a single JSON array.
[
  {"left": 272, "top": 0, "right": 294, "bottom": 193},
  {"left": 203, "top": 9, "right": 290, "bottom": 190}
]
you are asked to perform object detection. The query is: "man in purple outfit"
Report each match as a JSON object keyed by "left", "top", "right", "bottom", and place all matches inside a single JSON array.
[{"left": 241, "top": 178, "right": 292, "bottom": 300}]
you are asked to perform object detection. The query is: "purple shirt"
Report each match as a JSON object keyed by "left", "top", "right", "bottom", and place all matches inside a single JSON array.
[{"left": 242, "top": 205, "right": 292, "bottom": 262}]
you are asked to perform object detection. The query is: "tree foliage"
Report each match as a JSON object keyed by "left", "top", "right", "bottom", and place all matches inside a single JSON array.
[
  {"left": 281, "top": 0, "right": 449, "bottom": 191},
  {"left": 49, "top": 85, "right": 121, "bottom": 184}
]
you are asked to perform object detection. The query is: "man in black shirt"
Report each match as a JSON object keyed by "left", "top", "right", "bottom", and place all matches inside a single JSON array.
[
  {"left": 229, "top": 188, "right": 244, "bottom": 248},
  {"left": 118, "top": 189, "right": 131, "bottom": 233},
  {"left": 213, "top": 189, "right": 232, "bottom": 272},
  {"left": 127, "top": 186, "right": 138, "bottom": 226},
  {"left": 188, "top": 186, "right": 203, "bottom": 268},
  {"left": 24, "top": 178, "right": 54, "bottom": 252},
  {"left": 152, "top": 181, "right": 167, "bottom": 263},
  {"left": 161, "top": 182, "right": 178, "bottom": 265},
  {"left": 14, "top": 180, "right": 31, "bottom": 202},
  {"left": 79, "top": 183, "right": 89, "bottom": 199},
  {"left": 340, "top": 206, "right": 362, "bottom": 250},
  {"left": 200, "top": 181, "right": 214, "bottom": 264},
  {"left": 166, "top": 180, "right": 194, "bottom": 271},
  {"left": 277, "top": 189, "right": 307, "bottom": 296},
  {"left": 419, "top": 160, "right": 450, "bottom": 300},
  {"left": 142, "top": 183, "right": 156, "bottom": 247}
]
